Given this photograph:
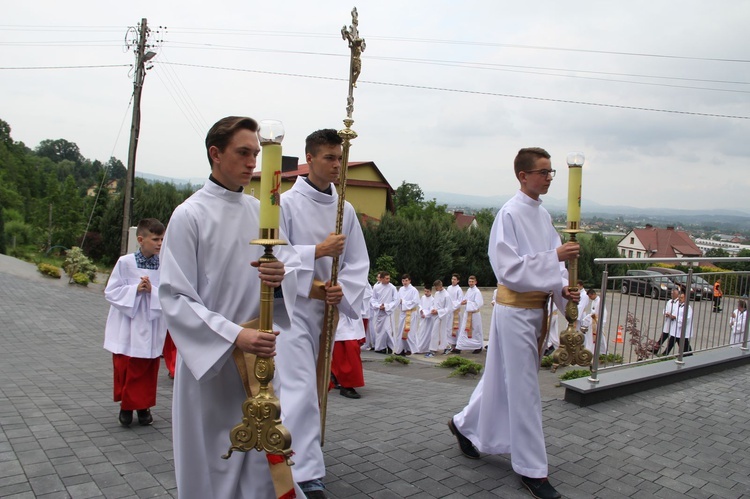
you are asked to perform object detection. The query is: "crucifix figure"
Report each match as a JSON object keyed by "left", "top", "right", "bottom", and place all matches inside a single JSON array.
[{"left": 341, "top": 7, "right": 366, "bottom": 118}]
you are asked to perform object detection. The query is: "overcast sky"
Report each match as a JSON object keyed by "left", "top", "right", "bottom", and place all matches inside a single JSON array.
[{"left": 2, "top": 1, "right": 749, "bottom": 213}]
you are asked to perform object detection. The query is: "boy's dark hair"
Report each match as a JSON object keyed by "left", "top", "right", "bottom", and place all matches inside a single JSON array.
[
  {"left": 452, "top": 273, "right": 460, "bottom": 280},
  {"left": 469, "top": 275, "right": 477, "bottom": 282},
  {"left": 136, "top": 218, "right": 165, "bottom": 236},
  {"left": 402, "top": 273, "right": 411, "bottom": 280},
  {"left": 305, "top": 129, "right": 342, "bottom": 156},
  {"left": 433, "top": 279, "right": 443, "bottom": 287},
  {"left": 382, "top": 271, "right": 390, "bottom": 278},
  {"left": 514, "top": 147, "right": 550, "bottom": 179},
  {"left": 205, "top": 116, "right": 259, "bottom": 168}
]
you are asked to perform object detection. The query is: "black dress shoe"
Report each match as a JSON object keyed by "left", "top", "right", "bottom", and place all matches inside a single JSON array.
[
  {"left": 137, "top": 409, "right": 153, "bottom": 426},
  {"left": 520, "top": 476, "right": 561, "bottom": 499},
  {"left": 118, "top": 409, "right": 132, "bottom": 427},
  {"left": 472, "top": 348, "right": 483, "bottom": 354},
  {"left": 447, "top": 418, "right": 479, "bottom": 459},
  {"left": 452, "top": 349, "right": 462, "bottom": 354},
  {"left": 339, "top": 387, "right": 361, "bottom": 399},
  {"left": 374, "top": 349, "right": 387, "bottom": 354}
]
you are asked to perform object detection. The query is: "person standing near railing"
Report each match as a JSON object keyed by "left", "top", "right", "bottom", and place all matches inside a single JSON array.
[
  {"left": 664, "top": 291, "right": 693, "bottom": 355},
  {"left": 653, "top": 287, "right": 680, "bottom": 355},
  {"left": 713, "top": 278, "right": 723, "bottom": 312},
  {"left": 730, "top": 300, "right": 747, "bottom": 346}
]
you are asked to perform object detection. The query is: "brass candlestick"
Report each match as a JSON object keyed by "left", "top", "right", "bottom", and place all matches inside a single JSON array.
[
  {"left": 552, "top": 152, "right": 593, "bottom": 370},
  {"left": 223, "top": 123, "right": 293, "bottom": 466}
]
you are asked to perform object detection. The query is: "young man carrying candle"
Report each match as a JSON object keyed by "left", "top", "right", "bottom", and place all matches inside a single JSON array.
[
  {"left": 159, "top": 116, "right": 303, "bottom": 499},
  {"left": 448, "top": 147, "right": 580, "bottom": 499},
  {"left": 276, "top": 128, "right": 370, "bottom": 498}
]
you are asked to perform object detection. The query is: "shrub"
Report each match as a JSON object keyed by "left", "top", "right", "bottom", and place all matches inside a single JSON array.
[
  {"left": 438, "top": 355, "right": 483, "bottom": 377},
  {"left": 384, "top": 354, "right": 410, "bottom": 365},
  {"left": 37, "top": 262, "right": 62, "bottom": 278},
  {"left": 559, "top": 369, "right": 591, "bottom": 381},
  {"left": 540, "top": 355, "right": 553, "bottom": 368},
  {"left": 449, "top": 361, "right": 483, "bottom": 377},
  {"left": 63, "top": 246, "right": 97, "bottom": 282},
  {"left": 72, "top": 272, "right": 89, "bottom": 286},
  {"left": 599, "top": 353, "right": 623, "bottom": 364}
]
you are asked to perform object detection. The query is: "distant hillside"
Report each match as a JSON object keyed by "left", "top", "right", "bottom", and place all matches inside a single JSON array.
[
  {"left": 136, "top": 172, "right": 205, "bottom": 188},
  {"left": 424, "top": 190, "right": 750, "bottom": 229}
]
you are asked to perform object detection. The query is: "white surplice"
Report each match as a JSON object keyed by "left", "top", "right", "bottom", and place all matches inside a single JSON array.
[
  {"left": 454, "top": 190, "right": 567, "bottom": 479},
  {"left": 103, "top": 253, "right": 166, "bottom": 358},
  {"left": 446, "top": 284, "right": 464, "bottom": 346},
  {"left": 360, "top": 283, "right": 375, "bottom": 349},
  {"left": 394, "top": 284, "right": 420, "bottom": 354},
  {"left": 371, "top": 282, "right": 398, "bottom": 351},
  {"left": 415, "top": 293, "right": 435, "bottom": 354},
  {"left": 431, "top": 289, "right": 452, "bottom": 352},
  {"left": 277, "top": 178, "right": 369, "bottom": 483},
  {"left": 456, "top": 286, "right": 485, "bottom": 351},
  {"left": 158, "top": 181, "right": 302, "bottom": 499},
  {"left": 730, "top": 309, "right": 747, "bottom": 345},
  {"left": 582, "top": 296, "right": 608, "bottom": 354}
]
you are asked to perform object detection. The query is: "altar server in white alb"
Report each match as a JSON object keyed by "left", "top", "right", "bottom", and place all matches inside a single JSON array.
[
  {"left": 449, "top": 147, "right": 579, "bottom": 499},
  {"left": 104, "top": 218, "right": 167, "bottom": 427},
  {"left": 394, "top": 274, "right": 421, "bottom": 356},
  {"left": 428, "top": 280, "right": 453, "bottom": 357},
  {"left": 730, "top": 299, "right": 747, "bottom": 346},
  {"left": 415, "top": 284, "right": 436, "bottom": 354},
  {"left": 455, "top": 275, "right": 485, "bottom": 354},
  {"left": 372, "top": 271, "right": 398, "bottom": 353},
  {"left": 444, "top": 274, "right": 464, "bottom": 353},
  {"left": 360, "top": 282, "right": 375, "bottom": 350},
  {"left": 277, "top": 128, "right": 370, "bottom": 498},
  {"left": 159, "top": 116, "right": 303, "bottom": 499},
  {"left": 582, "top": 288, "right": 608, "bottom": 355}
]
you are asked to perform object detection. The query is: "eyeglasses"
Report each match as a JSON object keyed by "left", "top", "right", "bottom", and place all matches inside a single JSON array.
[{"left": 525, "top": 169, "right": 556, "bottom": 178}]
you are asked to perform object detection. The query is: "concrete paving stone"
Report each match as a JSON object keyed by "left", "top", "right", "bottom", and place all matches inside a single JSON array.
[
  {"left": 134, "top": 485, "right": 172, "bottom": 497},
  {"left": 367, "top": 489, "right": 405, "bottom": 499},
  {"left": 654, "top": 475, "right": 693, "bottom": 494},
  {"left": 350, "top": 477, "right": 386, "bottom": 494},
  {"left": 29, "top": 474, "right": 66, "bottom": 495},
  {"left": 65, "top": 481, "right": 104, "bottom": 498},
  {"left": 61, "top": 473, "right": 95, "bottom": 487},
  {"left": 0, "top": 481, "right": 34, "bottom": 497},
  {"left": 35, "top": 491, "right": 71, "bottom": 499},
  {"left": 92, "top": 470, "right": 128, "bottom": 489}
]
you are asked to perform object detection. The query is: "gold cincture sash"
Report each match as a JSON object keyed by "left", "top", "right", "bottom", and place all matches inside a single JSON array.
[{"left": 496, "top": 285, "right": 553, "bottom": 357}]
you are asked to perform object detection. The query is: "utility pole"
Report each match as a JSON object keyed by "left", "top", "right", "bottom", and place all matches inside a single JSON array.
[{"left": 120, "top": 18, "right": 154, "bottom": 255}]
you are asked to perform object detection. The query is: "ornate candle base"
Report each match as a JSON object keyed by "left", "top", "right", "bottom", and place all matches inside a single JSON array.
[
  {"left": 222, "top": 241, "right": 293, "bottom": 465},
  {"left": 551, "top": 229, "right": 592, "bottom": 372}
]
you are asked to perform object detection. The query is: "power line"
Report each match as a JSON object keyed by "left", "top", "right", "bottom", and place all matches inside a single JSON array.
[
  {"left": 160, "top": 61, "right": 750, "bottom": 120},
  {"left": 2, "top": 24, "right": 747, "bottom": 64},
  {"left": 161, "top": 42, "right": 750, "bottom": 93},
  {"left": 0, "top": 64, "right": 130, "bottom": 70}
]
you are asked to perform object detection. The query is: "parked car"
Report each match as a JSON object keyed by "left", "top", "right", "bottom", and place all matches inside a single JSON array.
[
  {"left": 621, "top": 270, "right": 678, "bottom": 299},
  {"left": 647, "top": 267, "right": 705, "bottom": 301}
]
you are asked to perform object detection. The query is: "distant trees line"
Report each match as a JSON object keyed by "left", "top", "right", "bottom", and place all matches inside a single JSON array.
[{"left": 1, "top": 116, "right": 630, "bottom": 287}]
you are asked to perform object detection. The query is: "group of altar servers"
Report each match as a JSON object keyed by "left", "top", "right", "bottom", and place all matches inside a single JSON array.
[
  {"left": 103, "top": 117, "right": 579, "bottom": 499},
  {"left": 364, "top": 271, "right": 487, "bottom": 357}
]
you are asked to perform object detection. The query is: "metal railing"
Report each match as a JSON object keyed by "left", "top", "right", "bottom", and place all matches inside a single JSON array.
[{"left": 588, "top": 257, "right": 750, "bottom": 382}]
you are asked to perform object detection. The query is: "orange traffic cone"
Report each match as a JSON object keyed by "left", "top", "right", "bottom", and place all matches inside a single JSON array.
[{"left": 615, "top": 325, "right": 624, "bottom": 344}]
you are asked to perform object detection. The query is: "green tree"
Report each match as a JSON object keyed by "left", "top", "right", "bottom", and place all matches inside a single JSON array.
[
  {"left": 705, "top": 247, "right": 730, "bottom": 258},
  {"left": 393, "top": 181, "right": 424, "bottom": 212},
  {"left": 35, "top": 138, "right": 84, "bottom": 165}
]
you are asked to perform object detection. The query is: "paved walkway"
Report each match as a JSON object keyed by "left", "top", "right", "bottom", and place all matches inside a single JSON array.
[{"left": 1, "top": 255, "right": 749, "bottom": 498}]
